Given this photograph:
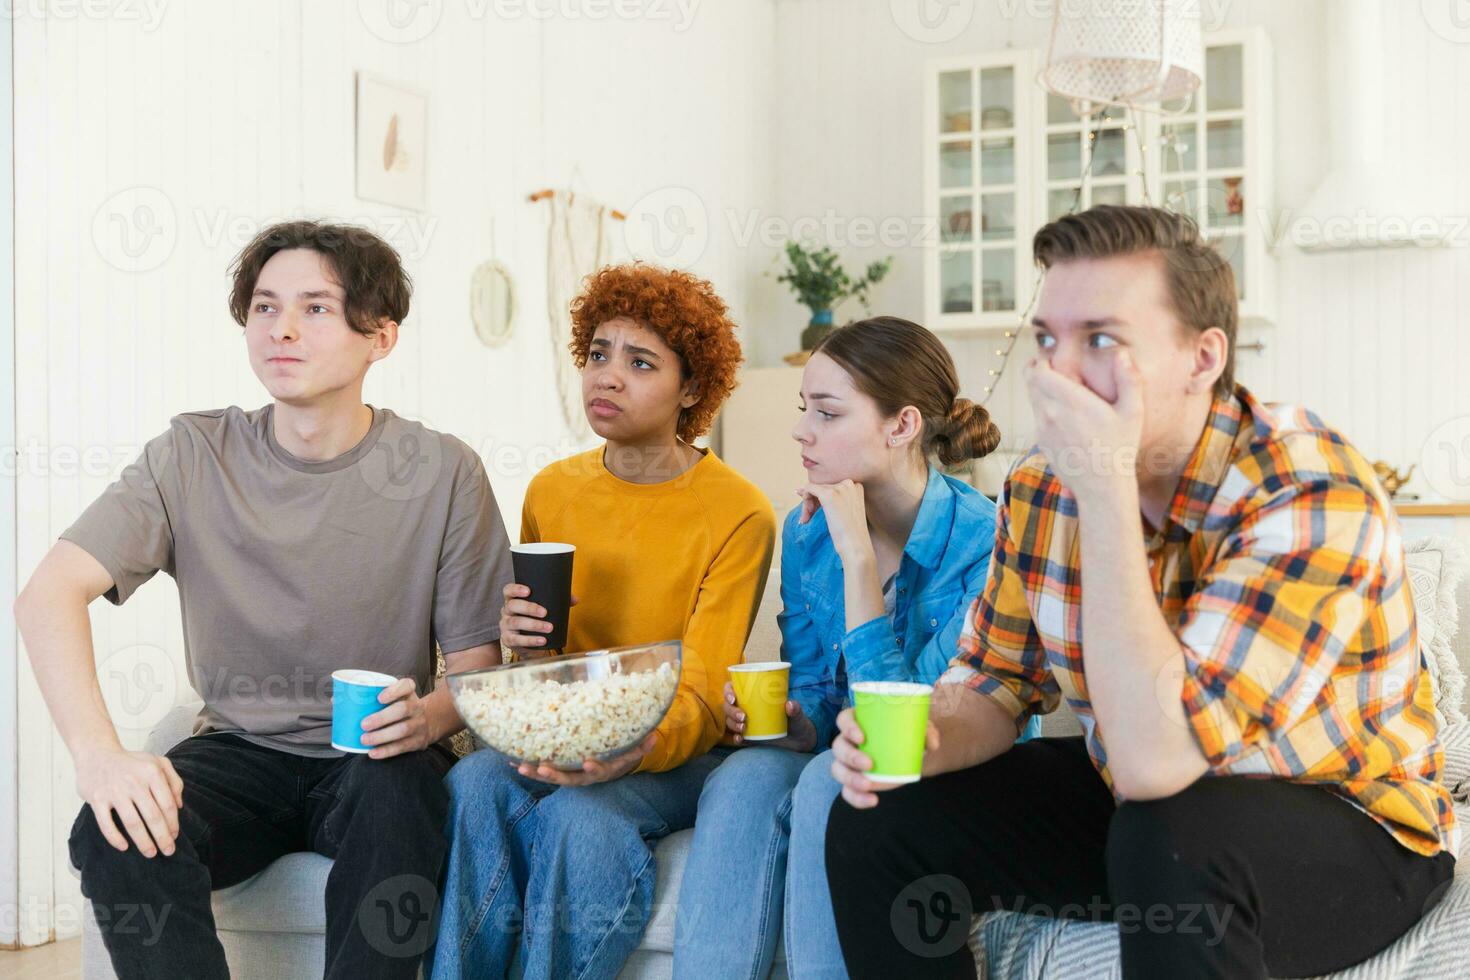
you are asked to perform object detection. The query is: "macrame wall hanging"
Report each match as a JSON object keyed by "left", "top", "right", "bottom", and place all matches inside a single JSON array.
[{"left": 532, "top": 189, "right": 622, "bottom": 439}]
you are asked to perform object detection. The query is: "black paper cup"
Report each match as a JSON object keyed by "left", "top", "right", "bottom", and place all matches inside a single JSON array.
[{"left": 511, "top": 543, "right": 576, "bottom": 651}]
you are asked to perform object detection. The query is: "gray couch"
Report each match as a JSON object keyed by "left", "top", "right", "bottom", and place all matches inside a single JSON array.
[{"left": 82, "top": 537, "right": 1470, "bottom": 979}]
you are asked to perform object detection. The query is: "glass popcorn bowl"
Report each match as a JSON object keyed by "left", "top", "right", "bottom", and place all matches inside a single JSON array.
[{"left": 448, "top": 640, "right": 681, "bottom": 770}]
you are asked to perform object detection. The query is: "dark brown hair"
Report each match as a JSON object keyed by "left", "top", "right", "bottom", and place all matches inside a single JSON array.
[
  {"left": 1032, "top": 204, "right": 1236, "bottom": 399},
  {"left": 813, "top": 316, "right": 1000, "bottom": 467},
  {"left": 227, "top": 220, "right": 412, "bottom": 336},
  {"left": 569, "top": 263, "right": 744, "bottom": 442}
]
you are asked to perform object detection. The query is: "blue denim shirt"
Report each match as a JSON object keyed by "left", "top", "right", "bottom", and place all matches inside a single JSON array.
[{"left": 778, "top": 468, "right": 1043, "bottom": 748}]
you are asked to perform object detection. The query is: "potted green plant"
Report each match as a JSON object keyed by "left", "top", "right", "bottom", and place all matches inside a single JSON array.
[{"left": 774, "top": 242, "right": 892, "bottom": 351}]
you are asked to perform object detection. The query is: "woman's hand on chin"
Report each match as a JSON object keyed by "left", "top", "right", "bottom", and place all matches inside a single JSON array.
[{"left": 797, "top": 480, "right": 873, "bottom": 567}]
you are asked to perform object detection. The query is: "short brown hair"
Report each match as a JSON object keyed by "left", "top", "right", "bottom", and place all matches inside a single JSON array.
[
  {"left": 569, "top": 263, "right": 743, "bottom": 442},
  {"left": 228, "top": 220, "right": 412, "bottom": 336},
  {"left": 814, "top": 316, "right": 1000, "bottom": 467},
  {"left": 1032, "top": 205, "right": 1236, "bottom": 399}
]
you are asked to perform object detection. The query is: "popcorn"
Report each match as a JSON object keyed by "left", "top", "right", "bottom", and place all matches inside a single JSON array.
[{"left": 456, "top": 661, "right": 678, "bottom": 767}]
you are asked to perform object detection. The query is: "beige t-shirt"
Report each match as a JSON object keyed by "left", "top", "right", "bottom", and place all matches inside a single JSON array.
[{"left": 61, "top": 404, "right": 513, "bottom": 757}]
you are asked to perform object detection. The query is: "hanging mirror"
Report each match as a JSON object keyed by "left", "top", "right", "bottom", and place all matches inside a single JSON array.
[{"left": 470, "top": 259, "right": 516, "bottom": 348}]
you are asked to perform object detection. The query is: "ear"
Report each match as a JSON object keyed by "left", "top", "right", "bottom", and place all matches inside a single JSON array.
[
  {"left": 367, "top": 320, "right": 399, "bottom": 363},
  {"left": 887, "top": 405, "right": 923, "bottom": 448},
  {"left": 1187, "top": 326, "right": 1228, "bottom": 396},
  {"left": 679, "top": 377, "right": 702, "bottom": 410}
]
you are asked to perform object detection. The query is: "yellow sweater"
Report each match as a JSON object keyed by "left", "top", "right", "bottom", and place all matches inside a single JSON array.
[{"left": 520, "top": 446, "right": 776, "bottom": 772}]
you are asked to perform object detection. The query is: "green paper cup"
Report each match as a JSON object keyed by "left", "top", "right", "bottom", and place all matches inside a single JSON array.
[{"left": 851, "top": 681, "right": 932, "bottom": 784}]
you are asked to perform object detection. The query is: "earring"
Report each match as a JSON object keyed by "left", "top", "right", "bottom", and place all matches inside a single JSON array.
[{"left": 888, "top": 437, "right": 898, "bottom": 446}]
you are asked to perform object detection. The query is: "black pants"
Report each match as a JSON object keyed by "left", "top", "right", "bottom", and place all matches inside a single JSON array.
[
  {"left": 69, "top": 733, "right": 455, "bottom": 980},
  {"left": 825, "top": 737, "right": 1456, "bottom": 979}
]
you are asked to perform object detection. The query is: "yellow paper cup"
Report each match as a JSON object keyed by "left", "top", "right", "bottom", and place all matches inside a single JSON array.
[{"left": 728, "top": 662, "right": 791, "bottom": 740}]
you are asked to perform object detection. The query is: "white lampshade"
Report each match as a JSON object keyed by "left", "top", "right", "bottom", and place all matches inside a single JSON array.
[{"left": 1040, "top": 0, "right": 1203, "bottom": 110}]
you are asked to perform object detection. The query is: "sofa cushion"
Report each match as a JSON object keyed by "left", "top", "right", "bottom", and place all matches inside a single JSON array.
[
  {"left": 212, "top": 852, "right": 333, "bottom": 934},
  {"left": 637, "top": 828, "right": 787, "bottom": 970},
  {"left": 641, "top": 829, "right": 693, "bottom": 952},
  {"left": 1405, "top": 537, "right": 1468, "bottom": 726}
]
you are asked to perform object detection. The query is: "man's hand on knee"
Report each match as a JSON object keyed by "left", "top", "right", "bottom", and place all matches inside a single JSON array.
[{"left": 76, "top": 746, "right": 185, "bottom": 858}]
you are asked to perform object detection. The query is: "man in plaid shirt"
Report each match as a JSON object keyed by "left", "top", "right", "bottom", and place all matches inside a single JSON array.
[{"left": 823, "top": 205, "right": 1457, "bottom": 979}]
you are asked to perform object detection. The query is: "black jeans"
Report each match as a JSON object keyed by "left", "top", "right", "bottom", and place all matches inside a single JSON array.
[
  {"left": 825, "top": 737, "right": 1457, "bottom": 980},
  {"left": 69, "top": 733, "right": 455, "bottom": 980}
]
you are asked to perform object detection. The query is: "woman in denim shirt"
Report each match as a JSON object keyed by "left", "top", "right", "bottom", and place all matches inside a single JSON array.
[{"left": 673, "top": 317, "right": 1041, "bottom": 979}]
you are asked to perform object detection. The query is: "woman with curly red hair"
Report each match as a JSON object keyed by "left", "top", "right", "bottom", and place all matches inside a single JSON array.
[{"left": 432, "top": 264, "right": 776, "bottom": 980}]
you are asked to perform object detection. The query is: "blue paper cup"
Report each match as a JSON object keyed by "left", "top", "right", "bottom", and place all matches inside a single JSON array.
[{"left": 331, "top": 669, "right": 397, "bottom": 754}]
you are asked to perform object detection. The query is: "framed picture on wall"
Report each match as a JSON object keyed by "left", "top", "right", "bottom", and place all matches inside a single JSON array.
[{"left": 354, "top": 72, "right": 427, "bottom": 211}]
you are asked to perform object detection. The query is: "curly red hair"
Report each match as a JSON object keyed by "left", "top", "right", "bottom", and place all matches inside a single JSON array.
[{"left": 569, "top": 264, "right": 744, "bottom": 442}]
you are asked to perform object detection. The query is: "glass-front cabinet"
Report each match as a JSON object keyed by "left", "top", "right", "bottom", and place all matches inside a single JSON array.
[
  {"left": 925, "top": 50, "right": 1034, "bottom": 331},
  {"left": 923, "top": 29, "right": 1274, "bottom": 334}
]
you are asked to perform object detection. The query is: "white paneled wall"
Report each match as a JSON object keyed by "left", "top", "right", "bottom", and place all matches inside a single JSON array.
[
  {"left": 765, "top": 0, "right": 1470, "bottom": 485},
  {"left": 10, "top": 0, "right": 774, "bottom": 944}
]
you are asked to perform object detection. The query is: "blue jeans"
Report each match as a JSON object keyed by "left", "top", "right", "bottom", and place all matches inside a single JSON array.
[
  {"left": 673, "top": 747, "right": 847, "bottom": 979},
  {"left": 784, "top": 749, "right": 847, "bottom": 979},
  {"left": 432, "top": 748, "right": 721, "bottom": 980}
]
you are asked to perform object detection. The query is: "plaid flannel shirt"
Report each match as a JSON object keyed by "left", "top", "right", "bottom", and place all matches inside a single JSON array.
[{"left": 944, "top": 384, "right": 1455, "bottom": 857}]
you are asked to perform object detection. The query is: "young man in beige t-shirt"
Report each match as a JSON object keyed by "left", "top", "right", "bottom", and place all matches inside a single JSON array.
[{"left": 15, "top": 221, "right": 513, "bottom": 979}]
